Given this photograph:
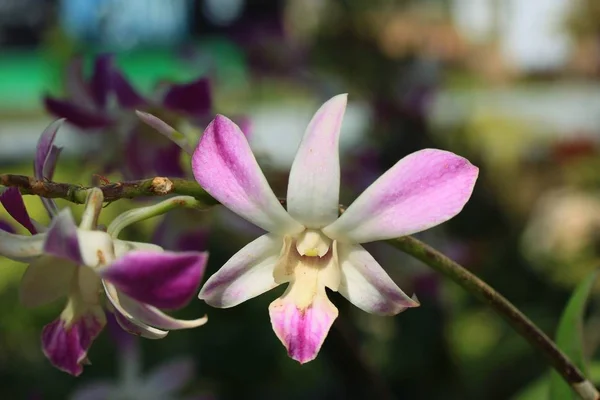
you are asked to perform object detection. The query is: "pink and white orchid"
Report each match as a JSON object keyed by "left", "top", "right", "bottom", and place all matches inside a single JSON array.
[{"left": 193, "top": 94, "right": 479, "bottom": 363}]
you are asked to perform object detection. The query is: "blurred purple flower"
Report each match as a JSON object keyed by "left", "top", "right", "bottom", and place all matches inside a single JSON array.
[
  {"left": 44, "top": 54, "right": 213, "bottom": 178},
  {"left": 70, "top": 325, "right": 209, "bottom": 400}
]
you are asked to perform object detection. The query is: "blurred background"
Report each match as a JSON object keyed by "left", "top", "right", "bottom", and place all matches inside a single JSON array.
[{"left": 1, "top": 0, "right": 600, "bottom": 399}]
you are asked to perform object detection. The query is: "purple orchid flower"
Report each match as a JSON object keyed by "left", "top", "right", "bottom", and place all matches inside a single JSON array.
[
  {"left": 0, "top": 121, "right": 209, "bottom": 376},
  {"left": 191, "top": 94, "right": 479, "bottom": 363},
  {"left": 44, "top": 54, "right": 213, "bottom": 178}
]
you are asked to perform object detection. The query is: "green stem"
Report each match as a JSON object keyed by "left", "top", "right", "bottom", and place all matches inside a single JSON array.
[
  {"left": 107, "top": 196, "right": 208, "bottom": 237},
  {"left": 389, "top": 236, "right": 599, "bottom": 400}
]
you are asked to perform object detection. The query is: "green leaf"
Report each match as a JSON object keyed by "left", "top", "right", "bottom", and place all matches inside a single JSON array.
[{"left": 550, "top": 271, "right": 598, "bottom": 400}]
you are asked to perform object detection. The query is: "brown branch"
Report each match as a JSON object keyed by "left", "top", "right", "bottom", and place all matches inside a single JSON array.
[{"left": 0, "top": 174, "right": 217, "bottom": 205}]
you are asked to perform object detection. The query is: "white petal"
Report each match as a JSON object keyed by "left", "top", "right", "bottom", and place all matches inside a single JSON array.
[
  {"left": 287, "top": 94, "right": 347, "bottom": 228},
  {"left": 192, "top": 115, "right": 302, "bottom": 235},
  {"left": 20, "top": 255, "right": 76, "bottom": 308},
  {"left": 337, "top": 243, "right": 419, "bottom": 315},
  {"left": 0, "top": 230, "right": 46, "bottom": 262},
  {"left": 103, "top": 281, "right": 169, "bottom": 339},
  {"left": 198, "top": 233, "right": 282, "bottom": 307},
  {"left": 323, "top": 149, "right": 478, "bottom": 243},
  {"left": 113, "top": 239, "right": 163, "bottom": 258}
]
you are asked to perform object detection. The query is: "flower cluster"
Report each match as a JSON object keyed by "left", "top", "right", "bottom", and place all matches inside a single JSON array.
[
  {"left": 0, "top": 92, "right": 477, "bottom": 377},
  {"left": 45, "top": 54, "right": 213, "bottom": 178},
  {"left": 0, "top": 121, "right": 208, "bottom": 376}
]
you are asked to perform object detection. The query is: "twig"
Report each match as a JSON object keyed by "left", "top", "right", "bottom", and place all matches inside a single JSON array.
[{"left": 0, "top": 174, "right": 217, "bottom": 205}]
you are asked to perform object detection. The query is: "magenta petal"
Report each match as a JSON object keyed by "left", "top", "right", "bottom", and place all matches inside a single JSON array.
[
  {"left": 44, "top": 209, "right": 83, "bottom": 264},
  {"left": 34, "top": 119, "right": 64, "bottom": 180},
  {"left": 100, "top": 251, "right": 208, "bottom": 309},
  {"left": 65, "top": 56, "right": 93, "bottom": 108},
  {"left": 269, "top": 294, "right": 338, "bottom": 364},
  {"left": 0, "top": 187, "right": 37, "bottom": 234},
  {"left": 90, "top": 54, "right": 113, "bottom": 109},
  {"left": 44, "top": 97, "right": 113, "bottom": 129},
  {"left": 41, "top": 312, "right": 105, "bottom": 376},
  {"left": 323, "top": 149, "right": 479, "bottom": 243},
  {"left": 35, "top": 119, "right": 64, "bottom": 217},
  {"left": 192, "top": 115, "right": 302, "bottom": 234},
  {"left": 162, "top": 78, "right": 211, "bottom": 117},
  {"left": 112, "top": 69, "right": 147, "bottom": 108},
  {"left": 43, "top": 146, "right": 62, "bottom": 181}
]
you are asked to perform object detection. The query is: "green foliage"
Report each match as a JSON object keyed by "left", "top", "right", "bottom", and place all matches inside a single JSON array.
[{"left": 550, "top": 271, "right": 598, "bottom": 399}]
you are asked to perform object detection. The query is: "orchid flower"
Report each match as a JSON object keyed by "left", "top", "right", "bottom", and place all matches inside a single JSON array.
[
  {"left": 192, "top": 94, "right": 479, "bottom": 363},
  {"left": 0, "top": 188, "right": 208, "bottom": 376},
  {"left": 44, "top": 54, "right": 213, "bottom": 178},
  {"left": 0, "top": 121, "right": 209, "bottom": 376}
]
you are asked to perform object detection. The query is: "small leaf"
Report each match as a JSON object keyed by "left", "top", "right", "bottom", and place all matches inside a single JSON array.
[{"left": 549, "top": 271, "right": 598, "bottom": 399}]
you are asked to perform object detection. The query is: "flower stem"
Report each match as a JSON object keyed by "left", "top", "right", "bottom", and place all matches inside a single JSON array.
[
  {"left": 389, "top": 235, "right": 599, "bottom": 400},
  {"left": 107, "top": 196, "right": 208, "bottom": 237}
]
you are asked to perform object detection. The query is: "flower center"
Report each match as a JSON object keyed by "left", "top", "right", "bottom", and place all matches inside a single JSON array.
[
  {"left": 274, "top": 233, "right": 341, "bottom": 309},
  {"left": 295, "top": 229, "right": 332, "bottom": 257}
]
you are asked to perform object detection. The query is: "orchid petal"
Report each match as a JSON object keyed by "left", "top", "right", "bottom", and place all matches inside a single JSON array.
[
  {"left": 90, "top": 55, "right": 112, "bottom": 109},
  {"left": 41, "top": 308, "right": 106, "bottom": 376},
  {"left": 192, "top": 115, "right": 302, "bottom": 235},
  {"left": 45, "top": 208, "right": 115, "bottom": 267},
  {"left": 0, "top": 187, "right": 37, "bottom": 234},
  {"left": 199, "top": 233, "right": 282, "bottom": 308},
  {"left": 269, "top": 290, "right": 338, "bottom": 364},
  {"left": 287, "top": 94, "right": 347, "bottom": 228},
  {"left": 118, "top": 293, "right": 207, "bottom": 331},
  {"left": 113, "top": 239, "right": 163, "bottom": 257},
  {"left": 35, "top": 119, "right": 65, "bottom": 217},
  {"left": 338, "top": 243, "right": 419, "bottom": 315},
  {"left": 104, "top": 282, "right": 169, "bottom": 339},
  {"left": 44, "top": 97, "right": 113, "bottom": 129},
  {"left": 145, "top": 357, "right": 195, "bottom": 393},
  {"left": 99, "top": 251, "right": 208, "bottom": 309},
  {"left": 34, "top": 119, "right": 64, "bottom": 180},
  {"left": 65, "top": 56, "right": 94, "bottom": 109},
  {"left": 0, "top": 229, "right": 45, "bottom": 261},
  {"left": 20, "top": 256, "right": 76, "bottom": 308},
  {"left": 323, "top": 149, "right": 479, "bottom": 243},
  {"left": 43, "top": 145, "right": 63, "bottom": 180},
  {"left": 162, "top": 78, "right": 211, "bottom": 117},
  {"left": 41, "top": 145, "right": 63, "bottom": 217},
  {"left": 112, "top": 69, "right": 147, "bottom": 108}
]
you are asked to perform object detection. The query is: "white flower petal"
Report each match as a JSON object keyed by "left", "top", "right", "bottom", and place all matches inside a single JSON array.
[
  {"left": 337, "top": 243, "right": 419, "bottom": 315},
  {"left": 199, "top": 233, "right": 282, "bottom": 308},
  {"left": 287, "top": 94, "right": 347, "bottom": 228},
  {"left": 20, "top": 255, "right": 76, "bottom": 308}
]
